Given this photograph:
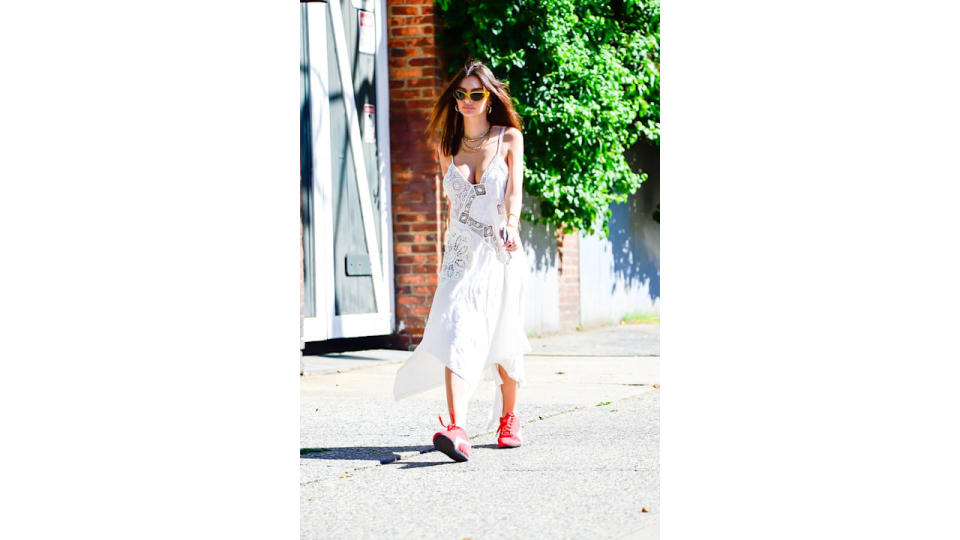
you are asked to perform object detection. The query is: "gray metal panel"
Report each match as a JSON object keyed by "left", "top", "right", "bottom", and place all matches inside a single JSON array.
[{"left": 327, "top": 0, "right": 382, "bottom": 315}]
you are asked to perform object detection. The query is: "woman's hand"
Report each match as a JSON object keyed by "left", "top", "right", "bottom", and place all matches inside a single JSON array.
[{"left": 502, "top": 225, "right": 520, "bottom": 252}]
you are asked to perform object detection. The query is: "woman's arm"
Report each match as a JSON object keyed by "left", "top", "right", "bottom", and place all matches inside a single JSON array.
[
  {"left": 436, "top": 143, "right": 449, "bottom": 177},
  {"left": 502, "top": 127, "right": 524, "bottom": 251}
]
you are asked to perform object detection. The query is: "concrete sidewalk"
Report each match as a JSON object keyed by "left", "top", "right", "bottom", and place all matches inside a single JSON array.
[{"left": 300, "top": 322, "right": 660, "bottom": 539}]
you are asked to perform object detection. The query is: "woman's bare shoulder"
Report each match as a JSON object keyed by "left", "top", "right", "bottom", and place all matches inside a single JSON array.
[{"left": 501, "top": 126, "right": 523, "bottom": 147}]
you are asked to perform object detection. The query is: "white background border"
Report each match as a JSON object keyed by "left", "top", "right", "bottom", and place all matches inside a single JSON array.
[{"left": 2, "top": 2, "right": 960, "bottom": 538}]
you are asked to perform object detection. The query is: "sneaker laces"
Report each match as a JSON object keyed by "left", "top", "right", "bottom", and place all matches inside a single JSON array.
[
  {"left": 438, "top": 414, "right": 459, "bottom": 431},
  {"left": 498, "top": 413, "right": 519, "bottom": 437}
]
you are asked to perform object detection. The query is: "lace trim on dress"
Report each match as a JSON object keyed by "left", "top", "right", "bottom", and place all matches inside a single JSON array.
[
  {"left": 438, "top": 127, "right": 512, "bottom": 283},
  {"left": 443, "top": 171, "right": 510, "bottom": 271},
  {"left": 440, "top": 228, "right": 472, "bottom": 281}
]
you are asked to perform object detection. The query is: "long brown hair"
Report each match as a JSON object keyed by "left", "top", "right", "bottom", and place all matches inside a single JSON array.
[{"left": 425, "top": 59, "right": 523, "bottom": 157}]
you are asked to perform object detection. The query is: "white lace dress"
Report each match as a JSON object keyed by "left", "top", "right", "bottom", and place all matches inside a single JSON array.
[{"left": 393, "top": 126, "right": 531, "bottom": 430}]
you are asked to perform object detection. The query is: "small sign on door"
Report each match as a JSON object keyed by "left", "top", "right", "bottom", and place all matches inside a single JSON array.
[
  {"left": 363, "top": 104, "right": 376, "bottom": 143},
  {"left": 358, "top": 9, "right": 376, "bottom": 55}
]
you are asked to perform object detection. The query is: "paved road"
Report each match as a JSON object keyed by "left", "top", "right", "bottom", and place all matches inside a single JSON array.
[
  {"left": 527, "top": 323, "right": 660, "bottom": 357},
  {"left": 301, "top": 323, "right": 660, "bottom": 539}
]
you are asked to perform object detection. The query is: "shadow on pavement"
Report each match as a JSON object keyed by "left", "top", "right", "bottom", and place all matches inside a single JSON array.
[
  {"left": 394, "top": 461, "right": 452, "bottom": 469},
  {"left": 300, "top": 446, "right": 431, "bottom": 462}
]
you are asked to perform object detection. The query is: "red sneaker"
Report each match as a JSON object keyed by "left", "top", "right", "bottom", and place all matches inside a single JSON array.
[
  {"left": 433, "top": 415, "right": 471, "bottom": 462},
  {"left": 497, "top": 412, "right": 522, "bottom": 448}
]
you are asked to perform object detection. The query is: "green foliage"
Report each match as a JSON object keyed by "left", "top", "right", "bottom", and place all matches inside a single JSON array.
[{"left": 435, "top": 0, "right": 660, "bottom": 236}]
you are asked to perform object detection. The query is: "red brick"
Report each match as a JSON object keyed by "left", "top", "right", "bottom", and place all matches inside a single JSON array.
[
  {"left": 391, "top": 47, "right": 419, "bottom": 58},
  {"left": 394, "top": 37, "right": 436, "bottom": 48},
  {"left": 393, "top": 190, "right": 424, "bottom": 203},
  {"left": 404, "top": 98, "right": 434, "bottom": 109},
  {"left": 397, "top": 295, "right": 421, "bottom": 305},
  {"left": 407, "top": 78, "right": 439, "bottom": 88},
  {"left": 394, "top": 67, "right": 425, "bottom": 78},
  {"left": 389, "top": 6, "right": 418, "bottom": 15},
  {"left": 392, "top": 89, "right": 420, "bottom": 100},
  {"left": 408, "top": 15, "right": 437, "bottom": 26},
  {"left": 390, "top": 15, "right": 434, "bottom": 26},
  {"left": 394, "top": 203, "right": 436, "bottom": 213},
  {"left": 409, "top": 57, "right": 438, "bottom": 67},
  {"left": 413, "top": 264, "right": 438, "bottom": 274},
  {"left": 391, "top": 26, "right": 423, "bottom": 38},
  {"left": 389, "top": 15, "right": 444, "bottom": 347}
]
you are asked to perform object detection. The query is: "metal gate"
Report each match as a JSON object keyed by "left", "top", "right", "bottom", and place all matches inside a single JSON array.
[{"left": 301, "top": 0, "right": 394, "bottom": 341}]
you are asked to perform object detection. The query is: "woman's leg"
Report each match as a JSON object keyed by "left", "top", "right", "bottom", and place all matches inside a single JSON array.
[
  {"left": 497, "top": 364, "right": 518, "bottom": 416},
  {"left": 444, "top": 366, "right": 469, "bottom": 425}
]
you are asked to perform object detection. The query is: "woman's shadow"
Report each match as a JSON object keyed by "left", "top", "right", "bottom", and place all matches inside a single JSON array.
[
  {"left": 301, "top": 443, "right": 500, "bottom": 467},
  {"left": 301, "top": 445, "right": 432, "bottom": 465}
]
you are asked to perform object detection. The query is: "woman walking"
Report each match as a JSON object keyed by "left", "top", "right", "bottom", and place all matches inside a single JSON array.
[{"left": 393, "top": 60, "right": 531, "bottom": 463}]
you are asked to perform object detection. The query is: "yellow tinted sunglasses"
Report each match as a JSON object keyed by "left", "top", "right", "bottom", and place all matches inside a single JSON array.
[{"left": 454, "top": 89, "right": 490, "bottom": 102}]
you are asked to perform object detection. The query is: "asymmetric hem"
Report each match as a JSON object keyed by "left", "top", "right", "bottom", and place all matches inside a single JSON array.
[{"left": 393, "top": 126, "right": 532, "bottom": 431}]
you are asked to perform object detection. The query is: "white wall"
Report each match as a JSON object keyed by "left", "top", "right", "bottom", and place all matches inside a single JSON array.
[
  {"left": 579, "top": 146, "right": 660, "bottom": 326},
  {"left": 518, "top": 142, "right": 660, "bottom": 333},
  {"left": 519, "top": 220, "right": 560, "bottom": 336},
  {"left": 579, "top": 190, "right": 660, "bottom": 327}
]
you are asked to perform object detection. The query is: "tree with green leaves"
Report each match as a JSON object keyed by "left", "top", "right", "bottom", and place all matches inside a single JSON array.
[{"left": 435, "top": 0, "right": 660, "bottom": 236}]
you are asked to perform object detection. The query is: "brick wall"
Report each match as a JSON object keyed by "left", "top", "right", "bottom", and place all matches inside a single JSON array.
[
  {"left": 387, "top": 0, "right": 446, "bottom": 350},
  {"left": 558, "top": 232, "right": 581, "bottom": 331}
]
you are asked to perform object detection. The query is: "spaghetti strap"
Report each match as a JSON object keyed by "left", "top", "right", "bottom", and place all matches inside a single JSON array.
[{"left": 495, "top": 126, "right": 505, "bottom": 156}]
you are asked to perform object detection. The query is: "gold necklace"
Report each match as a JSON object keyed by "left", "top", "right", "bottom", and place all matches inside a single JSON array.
[
  {"left": 462, "top": 125, "right": 491, "bottom": 142},
  {"left": 461, "top": 135, "right": 489, "bottom": 153}
]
